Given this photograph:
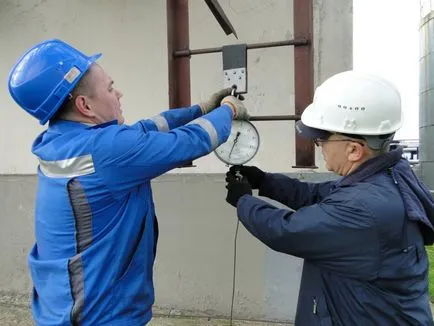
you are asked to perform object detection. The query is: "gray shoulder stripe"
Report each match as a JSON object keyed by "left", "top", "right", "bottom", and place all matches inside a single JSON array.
[
  {"left": 67, "top": 178, "right": 93, "bottom": 325},
  {"left": 67, "top": 179, "right": 93, "bottom": 253},
  {"left": 187, "top": 118, "right": 219, "bottom": 150},
  {"left": 150, "top": 115, "right": 170, "bottom": 132},
  {"left": 39, "top": 155, "right": 95, "bottom": 178}
]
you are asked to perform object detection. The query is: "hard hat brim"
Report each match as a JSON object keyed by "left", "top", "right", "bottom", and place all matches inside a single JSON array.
[{"left": 295, "top": 120, "right": 330, "bottom": 140}]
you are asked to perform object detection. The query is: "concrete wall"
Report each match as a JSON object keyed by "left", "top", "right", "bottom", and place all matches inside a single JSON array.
[
  {"left": 0, "top": 0, "right": 352, "bottom": 174},
  {"left": 0, "top": 0, "right": 352, "bottom": 322}
]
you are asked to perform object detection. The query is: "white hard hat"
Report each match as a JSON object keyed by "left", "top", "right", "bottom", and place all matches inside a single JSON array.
[{"left": 301, "top": 70, "right": 402, "bottom": 136}]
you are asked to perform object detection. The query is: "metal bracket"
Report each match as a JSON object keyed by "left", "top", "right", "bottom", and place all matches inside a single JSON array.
[
  {"left": 204, "top": 0, "right": 238, "bottom": 38},
  {"left": 222, "top": 44, "right": 247, "bottom": 94}
]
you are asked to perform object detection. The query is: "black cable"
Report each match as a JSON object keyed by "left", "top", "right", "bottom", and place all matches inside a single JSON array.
[{"left": 229, "top": 218, "right": 240, "bottom": 326}]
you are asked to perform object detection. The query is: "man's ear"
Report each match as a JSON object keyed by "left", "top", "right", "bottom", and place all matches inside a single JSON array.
[
  {"left": 347, "top": 142, "right": 364, "bottom": 162},
  {"left": 74, "top": 95, "right": 93, "bottom": 117}
]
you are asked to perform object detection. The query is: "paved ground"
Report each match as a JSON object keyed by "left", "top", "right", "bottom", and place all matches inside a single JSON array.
[
  {"left": 3, "top": 293, "right": 433, "bottom": 325},
  {"left": 0, "top": 294, "right": 290, "bottom": 326}
]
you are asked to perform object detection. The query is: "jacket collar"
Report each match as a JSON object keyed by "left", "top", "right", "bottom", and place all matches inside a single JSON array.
[
  {"left": 47, "top": 119, "right": 118, "bottom": 134},
  {"left": 338, "top": 147, "right": 403, "bottom": 187}
]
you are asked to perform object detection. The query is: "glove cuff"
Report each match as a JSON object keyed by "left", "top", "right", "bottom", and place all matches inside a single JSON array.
[
  {"left": 221, "top": 100, "right": 236, "bottom": 118},
  {"left": 198, "top": 102, "right": 209, "bottom": 115}
]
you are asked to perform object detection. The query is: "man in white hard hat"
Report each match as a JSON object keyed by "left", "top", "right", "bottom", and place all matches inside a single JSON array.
[{"left": 225, "top": 71, "right": 434, "bottom": 325}]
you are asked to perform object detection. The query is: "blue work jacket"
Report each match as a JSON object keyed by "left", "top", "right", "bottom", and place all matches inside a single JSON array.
[
  {"left": 29, "top": 105, "right": 233, "bottom": 325},
  {"left": 237, "top": 149, "right": 434, "bottom": 325}
]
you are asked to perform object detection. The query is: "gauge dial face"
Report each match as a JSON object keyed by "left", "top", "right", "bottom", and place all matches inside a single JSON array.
[{"left": 214, "top": 120, "right": 260, "bottom": 165}]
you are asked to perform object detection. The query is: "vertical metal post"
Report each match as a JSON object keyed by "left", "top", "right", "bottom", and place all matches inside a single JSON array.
[
  {"left": 293, "top": 0, "right": 316, "bottom": 168},
  {"left": 167, "top": 0, "right": 194, "bottom": 167},
  {"left": 167, "top": 0, "right": 191, "bottom": 108}
]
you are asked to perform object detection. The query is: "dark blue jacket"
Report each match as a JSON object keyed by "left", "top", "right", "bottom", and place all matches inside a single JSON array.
[{"left": 236, "top": 149, "right": 434, "bottom": 325}]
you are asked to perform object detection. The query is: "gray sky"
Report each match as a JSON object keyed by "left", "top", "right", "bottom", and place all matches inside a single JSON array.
[{"left": 353, "top": 0, "right": 420, "bottom": 140}]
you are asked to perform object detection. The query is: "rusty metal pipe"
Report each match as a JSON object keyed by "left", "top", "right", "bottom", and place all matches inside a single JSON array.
[
  {"left": 173, "top": 39, "right": 309, "bottom": 57},
  {"left": 204, "top": 0, "right": 238, "bottom": 38},
  {"left": 293, "top": 0, "right": 315, "bottom": 168},
  {"left": 249, "top": 115, "right": 300, "bottom": 121},
  {"left": 167, "top": 0, "right": 193, "bottom": 167},
  {"left": 167, "top": 0, "right": 191, "bottom": 108}
]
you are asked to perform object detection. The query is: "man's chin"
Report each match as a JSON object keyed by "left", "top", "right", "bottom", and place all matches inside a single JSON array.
[{"left": 117, "top": 116, "right": 125, "bottom": 125}]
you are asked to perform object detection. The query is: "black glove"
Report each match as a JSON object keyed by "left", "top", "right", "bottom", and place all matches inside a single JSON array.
[
  {"left": 227, "top": 165, "right": 265, "bottom": 189},
  {"left": 225, "top": 173, "right": 252, "bottom": 207}
]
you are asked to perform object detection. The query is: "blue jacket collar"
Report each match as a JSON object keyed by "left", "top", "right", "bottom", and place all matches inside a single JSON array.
[{"left": 48, "top": 119, "right": 118, "bottom": 134}]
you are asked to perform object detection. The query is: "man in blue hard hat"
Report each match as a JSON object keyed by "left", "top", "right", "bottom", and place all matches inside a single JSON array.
[{"left": 8, "top": 39, "right": 249, "bottom": 326}]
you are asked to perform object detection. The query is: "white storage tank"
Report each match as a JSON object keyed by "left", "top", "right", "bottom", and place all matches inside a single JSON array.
[{"left": 419, "top": 0, "right": 434, "bottom": 188}]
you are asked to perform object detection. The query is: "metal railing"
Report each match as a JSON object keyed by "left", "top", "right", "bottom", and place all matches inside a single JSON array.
[{"left": 390, "top": 139, "right": 419, "bottom": 165}]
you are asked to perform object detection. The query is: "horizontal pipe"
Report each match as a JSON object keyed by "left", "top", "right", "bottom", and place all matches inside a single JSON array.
[
  {"left": 249, "top": 115, "right": 300, "bottom": 121},
  {"left": 173, "top": 39, "right": 309, "bottom": 57}
]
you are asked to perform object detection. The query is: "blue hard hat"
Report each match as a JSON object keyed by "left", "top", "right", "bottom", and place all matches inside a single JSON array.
[{"left": 8, "top": 39, "right": 101, "bottom": 125}]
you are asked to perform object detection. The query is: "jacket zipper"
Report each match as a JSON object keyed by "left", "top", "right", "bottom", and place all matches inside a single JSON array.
[
  {"left": 388, "top": 167, "right": 398, "bottom": 185},
  {"left": 313, "top": 297, "right": 318, "bottom": 315}
]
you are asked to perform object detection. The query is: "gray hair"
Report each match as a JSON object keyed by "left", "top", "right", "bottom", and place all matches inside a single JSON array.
[{"left": 340, "top": 132, "right": 395, "bottom": 152}]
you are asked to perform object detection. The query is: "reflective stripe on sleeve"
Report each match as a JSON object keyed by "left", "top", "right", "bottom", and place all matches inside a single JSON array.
[
  {"left": 187, "top": 118, "right": 219, "bottom": 150},
  {"left": 150, "top": 115, "right": 170, "bottom": 132}
]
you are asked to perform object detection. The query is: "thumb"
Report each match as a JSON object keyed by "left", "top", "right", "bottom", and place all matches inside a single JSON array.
[{"left": 218, "top": 87, "right": 233, "bottom": 99}]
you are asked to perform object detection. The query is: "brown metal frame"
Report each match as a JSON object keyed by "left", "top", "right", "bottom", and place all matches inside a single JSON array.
[
  {"left": 293, "top": 0, "right": 315, "bottom": 168},
  {"left": 166, "top": 0, "right": 315, "bottom": 168},
  {"left": 204, "top": 0, "right": 238, "bottom": 38},
  {"left": 167, "top": 0, "right": 190, "bottom": 109}
]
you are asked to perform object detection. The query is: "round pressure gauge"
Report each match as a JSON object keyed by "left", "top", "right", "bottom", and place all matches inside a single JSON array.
[{"left": 214, "top": 120, "right": 260, "bottom": 165}]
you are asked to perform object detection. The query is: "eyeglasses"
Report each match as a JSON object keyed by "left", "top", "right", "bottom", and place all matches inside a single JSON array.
[{"left": 313, "top": 138, "right": 365, "bottom": 147}]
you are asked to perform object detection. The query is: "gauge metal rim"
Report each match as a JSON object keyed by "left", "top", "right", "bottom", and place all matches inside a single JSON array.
[{"left": 214, "top": 120, "right": 260, "bottom": 165}]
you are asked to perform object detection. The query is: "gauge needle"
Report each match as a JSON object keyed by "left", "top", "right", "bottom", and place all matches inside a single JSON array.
[{"left": 228, "top": 131, "right": 241, "bottom": 158}]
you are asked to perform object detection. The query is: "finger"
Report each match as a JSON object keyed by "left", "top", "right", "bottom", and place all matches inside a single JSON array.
[
  {"left": 225, "top": 181, "right": 236, "bottom": 190},
  {"left": 230, "top": 165, "right": 249, "bottom": 177},
  {"left": 242, "top": 178, "right": 251, "bottom": 187},
  {"left": 225, "top": 173, "right": 235, "bottom": 181},
  {"left": 226, "top": 174, "right": 237, "bottom": 183},
  {"left": 220, "top": 87, "right": 233, "bottom": 97},
  {"left": 229, "top": 165, "right": 242, "bottom": 173}
]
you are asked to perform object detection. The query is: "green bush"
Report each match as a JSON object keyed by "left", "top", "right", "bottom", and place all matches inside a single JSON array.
[{"left": 427, "top": 246, "right": 434, "bottom": 302}]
